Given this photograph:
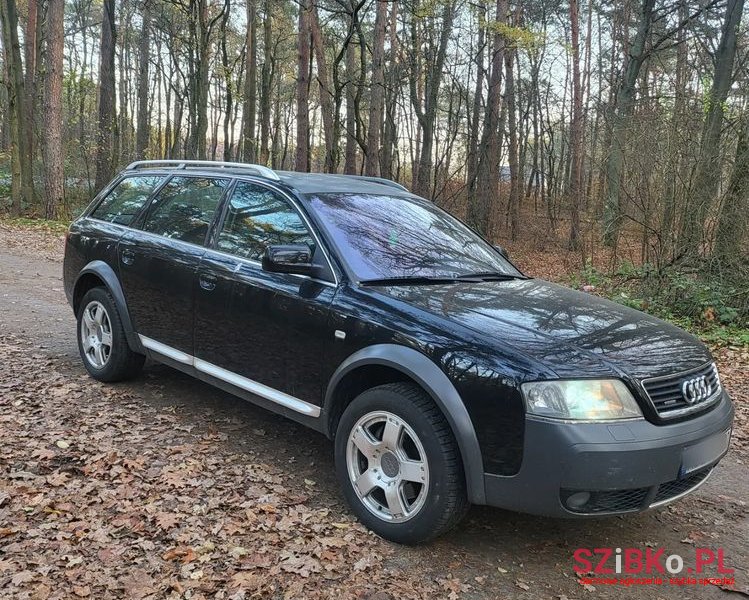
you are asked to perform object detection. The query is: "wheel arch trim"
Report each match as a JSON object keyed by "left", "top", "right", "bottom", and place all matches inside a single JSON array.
[
  {"left": 324, "top": 344, "right": 486, "bottom": 504},
  {"left": 74, "top": 260, "right": 144, "bottom": 354}
]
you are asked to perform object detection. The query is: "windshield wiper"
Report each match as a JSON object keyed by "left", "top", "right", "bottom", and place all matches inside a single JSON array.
[
  {"left": 360, "top": 272, "right": 528, "bottom": 286},
  {"left": 456, "top": 271, "right": 528, "bottom": 281},
  {"left": 360, "top": 275, "right": 466, "bottom": 286}
]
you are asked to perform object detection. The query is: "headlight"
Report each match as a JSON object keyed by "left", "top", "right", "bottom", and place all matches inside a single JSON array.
[{"left": 521, "top": 379, "right": 642, "bottom": 421}]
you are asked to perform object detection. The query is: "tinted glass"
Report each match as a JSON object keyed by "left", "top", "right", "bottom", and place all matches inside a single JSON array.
[
  {"left": 308, "top": 194, "right": 521, "bottom": 280},
  {"left": 216, "top": 182, "right": 314, "bottom": 260},
  {"left": 142, "top": 176, "right": 228, "bottom": 245},
  {"left": 91, "top": 176, "right": 163, "bottom": 225}
]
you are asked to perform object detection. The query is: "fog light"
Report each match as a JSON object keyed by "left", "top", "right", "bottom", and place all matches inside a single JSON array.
[{"left": 565, "top": 491, "right": 591, "bottom": 510}]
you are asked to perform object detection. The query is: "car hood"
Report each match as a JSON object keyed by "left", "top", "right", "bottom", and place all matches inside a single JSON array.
[{"left": 370, "top": 278, "right": 711, "bottom": 379}]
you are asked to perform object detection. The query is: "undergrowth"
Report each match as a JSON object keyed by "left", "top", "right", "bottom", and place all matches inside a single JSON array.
[{"left": 570, "top": 261, "right": 749, "bottom": 347}]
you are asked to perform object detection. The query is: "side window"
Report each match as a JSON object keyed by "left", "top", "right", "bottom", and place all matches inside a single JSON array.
[
  {"left": 216, "top": 182, "right": 315, "bottom": 261},
  {"left": 142, "top": 176, "right": 228, "bottom": 245},
  {"left": 90, "top": 176, "right": 164, "bottom": 225}
]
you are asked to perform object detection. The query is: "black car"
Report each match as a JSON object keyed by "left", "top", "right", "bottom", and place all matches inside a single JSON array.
[{"left": 63, "top": 160, "right": 734, "bottom": 544}]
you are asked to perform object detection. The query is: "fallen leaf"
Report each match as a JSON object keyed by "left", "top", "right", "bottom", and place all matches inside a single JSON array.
[
  {"left": 163, "top": 546, "right": 196, "bottom": 564},
  {"left": 12, "top": 570, "right": 34, "bottom": 585},
  {"left": 155, "top": 512, "right": 180, "bottom": 530}
]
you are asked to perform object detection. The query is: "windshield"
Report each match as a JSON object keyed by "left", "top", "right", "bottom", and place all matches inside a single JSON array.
[{"left": 308, "top": 193, "right": 523, "bottom": 281}]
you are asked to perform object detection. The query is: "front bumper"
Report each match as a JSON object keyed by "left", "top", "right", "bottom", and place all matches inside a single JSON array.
[{"left": 483, "top": 391, "right": 734, "bottom": 517}]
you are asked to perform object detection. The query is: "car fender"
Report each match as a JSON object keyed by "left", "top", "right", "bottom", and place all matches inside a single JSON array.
[
  {"left": 74, "top": 260, "right": 144, "bottom": 354},
  {"left": 324, "top": 344, "right": 486, "bottom": 505}
]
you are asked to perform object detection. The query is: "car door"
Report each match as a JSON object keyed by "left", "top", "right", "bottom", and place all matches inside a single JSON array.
[
  {"left": 194, "top": 180, "right": 337, "bottom": 410},
  {"left": 67, "top": 175, "right": 167, "bottom": 292},
  {"left": 118, "top": 175, "right": 231, "bottom": 358}
]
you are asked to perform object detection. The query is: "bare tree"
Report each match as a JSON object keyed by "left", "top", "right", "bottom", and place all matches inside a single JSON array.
[
  {"left": 295, "top": 0, "right": 311, "bottom": 171},
  {"left": 310, "top": 4, "right": 336, "bottom": 172},
  {"left": 135, "top": 0, "right": 151, "bottom": 156},
  {"left": 680, "top": 0, "right": 745, "bottom": 257},
  {"left": 43, "top": 0, "right": 65, "bottom": 218},
  {"left": 364, "top": 0, "right": 387, "bottom": 176},
  {"left": 468, "top": 0, "right": 508, "bottom": 235},
  {"left": 602, "top": 0, "right": 655, "bottom": 246},
  {"left": 0, "top": 0, "right": 35, "bottom": 212},
  {"left": 243, "top": 0, "right": 257, "bottom": 161},
  {"left": 94, "top": 0, "right": 117, "bottom": 191}
]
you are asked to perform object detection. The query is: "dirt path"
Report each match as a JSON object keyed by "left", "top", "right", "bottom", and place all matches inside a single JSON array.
[{"left": 1, "top": 229, "right": 747, "bottom": 599}]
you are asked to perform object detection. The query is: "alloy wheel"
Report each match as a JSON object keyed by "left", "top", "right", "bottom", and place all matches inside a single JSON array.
[
  {"left": 346, "top": 410, "right": 430, "bottom": 523},
  {"left": 80, "top": 300, "right": 113, "bottom": 369}
]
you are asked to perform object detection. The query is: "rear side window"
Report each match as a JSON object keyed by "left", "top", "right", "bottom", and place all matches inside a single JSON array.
[
  {"left": 90, "top": 176, "right": 164, "bottom": 225},
  {"left": 216, "top": 182, "right": 314, "bottom": 260},
  {"left": 142, "top": 176, "right": 229, "bottom": 245}
]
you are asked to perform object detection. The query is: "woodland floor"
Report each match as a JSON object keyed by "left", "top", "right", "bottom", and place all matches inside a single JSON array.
[{"left": 0, "top": 221, "right": 747, "bottom": 599}]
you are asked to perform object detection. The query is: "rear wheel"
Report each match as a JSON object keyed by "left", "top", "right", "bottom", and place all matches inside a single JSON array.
[
  {"left": 335, "top": 382, "right": 469, "bottom": 544},
  {"left": 77, "top": 287, "right": 144, "bottom": 382}
]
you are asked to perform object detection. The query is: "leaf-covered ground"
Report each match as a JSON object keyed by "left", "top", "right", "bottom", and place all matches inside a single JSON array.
[
  {"left": 0, "top": 332, "right": 447, "bottom": 599},
  {"left": 1, "top": 221, "right": 747, "bottom": 599}
]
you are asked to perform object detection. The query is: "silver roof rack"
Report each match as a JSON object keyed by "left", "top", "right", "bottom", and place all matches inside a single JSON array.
[
  {"left": 125, "top": 159, "right": 280, "bottom": 181},
  {"left": 342, "top": 175, "right": 409, "bottom": 192}
]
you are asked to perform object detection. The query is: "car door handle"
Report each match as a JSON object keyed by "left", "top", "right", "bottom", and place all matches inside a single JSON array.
[
  {"left": 121, "top": 249, "right": 135, "bottom": 265},
  {"left": 199, "top": 274, "right": 217, "bottom": 291}
]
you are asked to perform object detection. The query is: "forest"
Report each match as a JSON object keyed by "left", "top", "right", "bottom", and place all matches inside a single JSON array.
[{"left": 0, "top": 0, "right": 747, "bottom": 332}]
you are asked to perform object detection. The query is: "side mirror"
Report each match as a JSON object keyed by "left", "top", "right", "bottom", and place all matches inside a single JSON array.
[
  {"left": 494, "top": 244, "right": 509, "bottom": 260},
  {"left": 262, "top": 244, "right": 315, "bottom": 276}
]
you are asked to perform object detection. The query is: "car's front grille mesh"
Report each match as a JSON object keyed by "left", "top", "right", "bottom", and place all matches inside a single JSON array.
[
  {"left": 641, "top": 362, "right": 721, "bottom": 418},
  {"left": 561, "top": 487, "right": 649, "bottom": 514},
  {"left": 653, "top": 468, "right": 712, "bottom": 504},
  {"left": 561, "top": 468, "right": 714, "bottom": 515}
]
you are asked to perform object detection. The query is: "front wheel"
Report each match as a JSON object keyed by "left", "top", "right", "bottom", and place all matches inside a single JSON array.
[
  {"left": 77, "top": 287, "right": 145, "bottom": 382},
  {"left": 334, "top": 382, "right": 469, "bottom": 544}
]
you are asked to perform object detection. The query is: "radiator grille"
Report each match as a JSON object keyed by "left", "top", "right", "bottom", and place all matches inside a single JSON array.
[{"left": 641, "top": 362, "right": 721, "bottom": 419}]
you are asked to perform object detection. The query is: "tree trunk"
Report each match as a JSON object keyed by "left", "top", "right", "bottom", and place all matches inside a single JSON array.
[
  {"left": 659, "top": 0, "right": 688, "bottom": 261},
  {"left": 295, "top": 0, "right": 310, "bottom": 171},
  {"left": 713, "top": 114, "right": 749, "bottom": 262},
  {"left": 135, "top": 0, "right": 151, "bottom": 157},
  {"left": 381, "top": 0, "right": 399, "bottom": 180},
  {"left": 466, "top": 2, "right": 485, "bottom": 195},
  {"left": 364, "top": 0, "right": 387, "bottom": 176},
  {"left": 0, "top": 0, "right": 35, "bottom": 213},
  {"left": 567, "top": 0, "right": 584, "bottom": 250},
  {"left": 95, "top": 0, "right": 117, "bottom": 191},
  {"left": 680, "top": 0, "right": 745, "bottom": 257},
  {"left": 195, "top": 0, "right": 211, "bottom": 159},
  {"left": 24, "top": 0, "right": 37, "bottom": 160},
  {"left": 468, "top": 0, "right": 508, "bottom": 235},
  {"left": 343, "top": 35, "right": 357, "bottom": 174},
  {"left": 411, "top": 0, "right": 455, "bottom": 199},
  {"left": 220, "top": 1, "right": 235, "bottom": 162},
  {"left": 602, "top": 0, "right": 655, "bottom": 246},
  {"left": 243, "top": 0, "right": 257, "bottom": 162},
  {"left": 43, "top": 0, "right": 64, "bottom": 219},
  {"left": 310, "top": 4, "right": 336, "bottom": 172},
  {"left": 504, "top": 35, "right": 519, "bottom": 241},
  {"left": 259, "top": 0, "right": 272, "bottom": 164}
]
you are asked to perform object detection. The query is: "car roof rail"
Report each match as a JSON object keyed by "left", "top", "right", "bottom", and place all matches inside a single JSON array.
[
  {"left": 125, "top": 159, "right": 280, "bottom": 181},
  {"left": 341, "top": 174, "right": 409, "bottom": 192}
]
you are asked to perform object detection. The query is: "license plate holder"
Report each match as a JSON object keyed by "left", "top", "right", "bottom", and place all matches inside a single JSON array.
[{"left": 679, "top": 428, "right": 731, "bottom": 478}]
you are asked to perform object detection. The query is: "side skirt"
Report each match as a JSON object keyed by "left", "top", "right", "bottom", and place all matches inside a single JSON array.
[{"left": 139, "top": 335, "right": 324, "bottom": 428}]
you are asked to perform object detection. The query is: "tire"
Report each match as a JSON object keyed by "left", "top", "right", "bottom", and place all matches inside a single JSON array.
[
  {"left": 335, "top": 382, "right": 469, "bottom": 544},
  {"left": 76, "top": 287, "right": 145, "bottom": 382}
]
